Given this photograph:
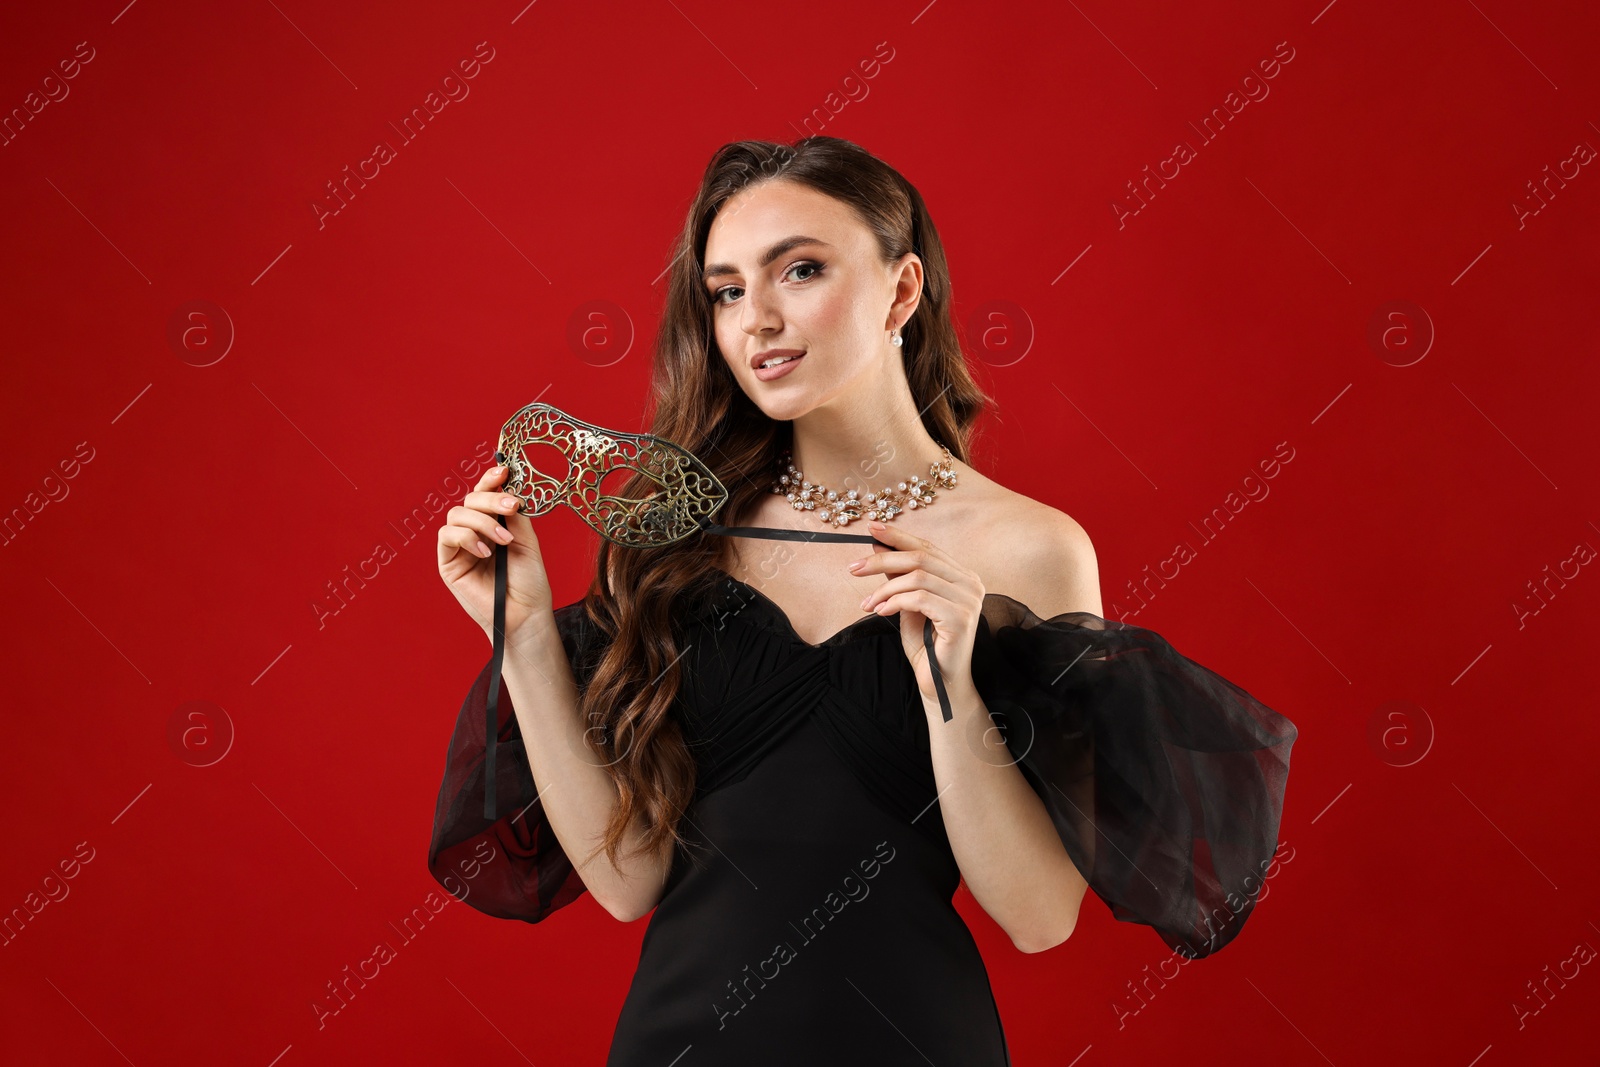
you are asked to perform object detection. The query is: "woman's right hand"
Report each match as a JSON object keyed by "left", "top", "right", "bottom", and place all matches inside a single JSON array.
[{"left": 437, "top": 464, "right": 555, "bottom": 643}]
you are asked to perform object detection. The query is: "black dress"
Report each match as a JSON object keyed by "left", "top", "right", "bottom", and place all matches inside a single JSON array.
[{"left": 427, "top": 572, "right": 1298, "bottom": 1064}]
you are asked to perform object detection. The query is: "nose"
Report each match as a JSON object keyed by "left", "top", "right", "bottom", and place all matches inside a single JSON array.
[{"left": 738, "top": 283, "right": 782, "bottom": 337}]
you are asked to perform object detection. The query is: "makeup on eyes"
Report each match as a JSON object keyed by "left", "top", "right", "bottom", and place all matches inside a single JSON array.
[{"left": 709, "top": 260, "right": 826, "bottom": 306}]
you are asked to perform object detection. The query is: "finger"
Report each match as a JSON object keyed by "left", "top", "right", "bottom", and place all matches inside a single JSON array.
[
  {"left": 864, "top": 519, "right": 958, "bottom": 566},
  {"left": 474, "top": 463, "right": 509, "bottom": 492},
  {"left": 862, "top": 570, "right": 962, "bottom": 613},
  {"left": 464, "top": 488, "right": 522, "bottom": 517},
  {"left": 874, "top": 587, "right": 958, "bottom": 628},
  {"left": 438, "top": 524, "right": 493, "bottom": 563},
  {"left": 464, "top": 483, "right": 536, "bottom": 543},
  {"left": 448, "top": 503, "right": 516, "bottom": 546},
  {"left": 851, "top": 547, "right": 964, "bottom": 584}
]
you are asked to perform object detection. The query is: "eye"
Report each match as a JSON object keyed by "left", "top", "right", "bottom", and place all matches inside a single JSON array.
[{"left": 709, "top": 260, "right": 825, "bottom": 306}]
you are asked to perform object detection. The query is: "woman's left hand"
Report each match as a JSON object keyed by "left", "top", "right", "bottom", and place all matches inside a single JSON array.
[{"left": 850, "top": 520, "right": 985, "bottom": 708}]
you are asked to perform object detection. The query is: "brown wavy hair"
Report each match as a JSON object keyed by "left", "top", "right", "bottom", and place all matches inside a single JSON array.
[{"left": 576, "top": 135, "right": 992, "bottom": 874}]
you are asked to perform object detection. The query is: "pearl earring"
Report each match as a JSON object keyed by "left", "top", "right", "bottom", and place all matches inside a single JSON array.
[{"left": 890, "top": 327, "right": 903, "bottom": 347}]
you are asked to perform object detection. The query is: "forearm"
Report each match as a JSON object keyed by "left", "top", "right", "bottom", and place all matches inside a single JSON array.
[
  {"left": 924, "top": 680, "right": 1088, "bottom": 952},
  {"left": 497, "top": 616, "right": 670, "bottom": 921}
]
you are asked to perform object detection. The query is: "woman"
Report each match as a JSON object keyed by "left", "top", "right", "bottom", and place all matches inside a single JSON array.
[{"left": 429, "top": 136, "right": 1298, "bottom": 1064}]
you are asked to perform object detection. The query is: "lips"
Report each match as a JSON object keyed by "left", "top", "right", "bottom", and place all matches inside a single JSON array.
[
  {"left": 750, "top": 348, "right": 805, "bottom": 370},
  {"left": 751, "top": 349, "right": 806, "bottom": 382}
]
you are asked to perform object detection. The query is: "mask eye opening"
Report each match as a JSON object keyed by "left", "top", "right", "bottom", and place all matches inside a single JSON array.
[{"left": 510, "top": 439, "right": 573, "bottom": 487}]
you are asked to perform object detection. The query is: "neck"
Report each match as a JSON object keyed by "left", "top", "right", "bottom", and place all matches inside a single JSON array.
[{"left": 785, "top": 380, "right": 945, "bottom": 497}]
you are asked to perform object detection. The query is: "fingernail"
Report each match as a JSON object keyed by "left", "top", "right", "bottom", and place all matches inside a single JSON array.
[
  {"left": 869, "top": 520, "right": 885, "bottom": 530},
  {"left": 500, "top": 495, "right": 517, "bottom": 509},
  {"left": 848, "top": 559, "right": 864, "bottom": 572},
  {"left": 494, "top": 526, "right": 513, "bottom": 542},
  {"left": 860, "top": 596, "right": 871, "bottom": 610},
  {"left": 475, "top": 540, "right": 490, "bottom": 557}
]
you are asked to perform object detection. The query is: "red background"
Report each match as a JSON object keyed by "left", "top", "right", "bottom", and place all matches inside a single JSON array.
[{"left": 3, "top": 0, "right": 1597, "bottom": 1063}]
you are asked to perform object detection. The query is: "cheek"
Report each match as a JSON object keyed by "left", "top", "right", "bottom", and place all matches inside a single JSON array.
[
  {"left": 787, "top": 294, "right": 867, "bottom": 376},
  {"left": 807, "top": 287, "right": 861, "bottom": 335},
  {"left": 713, "top": 317, "right": 741, "bottom": 370}
]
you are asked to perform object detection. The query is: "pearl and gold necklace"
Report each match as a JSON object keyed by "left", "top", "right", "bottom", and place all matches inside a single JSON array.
[{"left": 771, "top": 445, "right": 959, "bottom": 528}]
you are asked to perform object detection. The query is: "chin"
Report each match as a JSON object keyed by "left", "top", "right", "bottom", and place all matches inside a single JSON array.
[{"left": 749, "top": 396, "right": 807, "bottom": 422}]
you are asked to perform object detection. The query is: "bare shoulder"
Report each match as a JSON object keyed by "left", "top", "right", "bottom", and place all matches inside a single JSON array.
[{"left": 954, "top": 467, "right": 1103, "bottom": 619}]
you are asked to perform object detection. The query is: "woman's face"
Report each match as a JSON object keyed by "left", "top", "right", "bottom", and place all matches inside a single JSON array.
[{"left": 703, "top": 179, "right": 919, "bottom": 422}]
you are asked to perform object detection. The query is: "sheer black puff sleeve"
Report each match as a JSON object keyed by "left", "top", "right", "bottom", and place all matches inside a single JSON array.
[
  {"left": 427, "top": 599, "right": 607, "bottom": 923},
  {"left": 969, "top": 595, "right": 1298, "bottom": 960}
]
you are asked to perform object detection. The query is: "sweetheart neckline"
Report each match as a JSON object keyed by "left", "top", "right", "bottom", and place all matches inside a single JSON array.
[
  {"left": 710, "top": 570, "right": 898, "bottom": 649},
  {"left": 709, "top": 570, "right": 1018, "bottom": 649}
]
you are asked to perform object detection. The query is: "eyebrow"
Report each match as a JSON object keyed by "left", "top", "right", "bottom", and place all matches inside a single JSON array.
[{"left": 702, "top": 236, "right": 834, "bottom": 283}]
